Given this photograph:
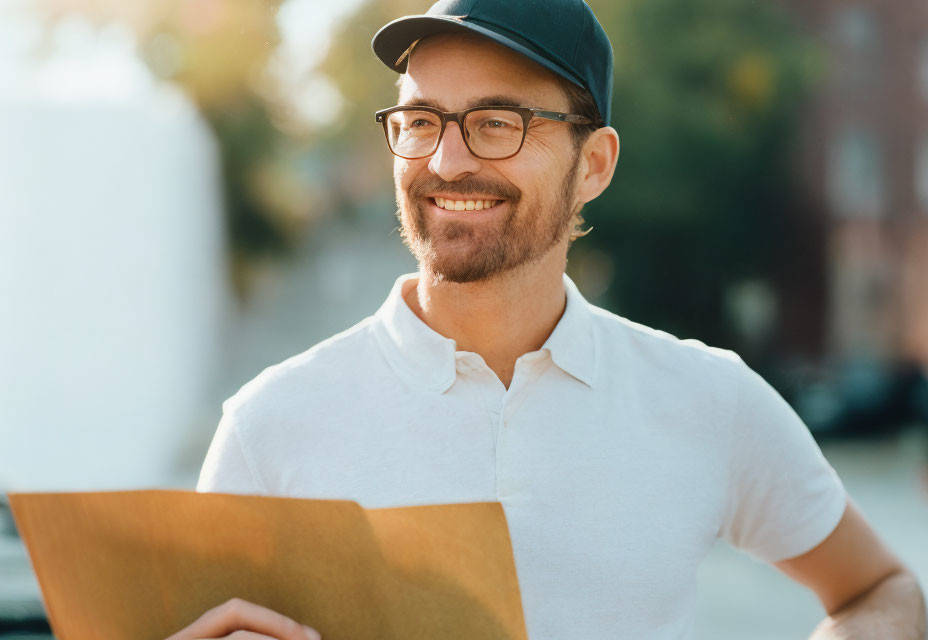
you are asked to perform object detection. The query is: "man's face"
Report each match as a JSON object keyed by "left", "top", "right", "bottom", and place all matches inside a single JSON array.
[{"left": 394, "top": 34, "right": 583, "bottom": 284}]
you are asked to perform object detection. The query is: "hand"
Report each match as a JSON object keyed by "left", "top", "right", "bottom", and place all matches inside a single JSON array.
[{"left": 164, "top": 597, "right": 321, "bottom": 640}]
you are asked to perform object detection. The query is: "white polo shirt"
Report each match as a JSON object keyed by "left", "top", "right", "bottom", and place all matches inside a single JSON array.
[{"left": 198, "top": 272, "right": 846, "bottom": 640}]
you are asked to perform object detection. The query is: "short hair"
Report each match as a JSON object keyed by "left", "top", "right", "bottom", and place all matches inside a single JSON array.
[
  {"left": 557, "top": 77, "right": 603, "bottom": 150},
  {"left": 557, "top": 79, "right": 600, "bottom": 244}
]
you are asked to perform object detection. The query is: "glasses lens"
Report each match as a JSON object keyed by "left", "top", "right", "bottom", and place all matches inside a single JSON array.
[
  {"left": 464, "top": 109, "right": 525, "bottom": 158},
  {"left": 385, "top": 109, "right": 442, "bottom": 158}
]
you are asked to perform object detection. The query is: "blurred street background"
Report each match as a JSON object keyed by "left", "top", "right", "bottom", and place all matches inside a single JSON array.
[{"left": 1, "top": 0, "right": 927, "bottom": 637}]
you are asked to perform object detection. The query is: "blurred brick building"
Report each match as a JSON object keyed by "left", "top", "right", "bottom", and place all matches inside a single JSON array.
[{"left": 774, "top": 0, "right": 928, "bottom": 368}]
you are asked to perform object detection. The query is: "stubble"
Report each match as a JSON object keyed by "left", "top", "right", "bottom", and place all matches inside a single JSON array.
[{"left": 396, "top": 159, "right": 581, "bottom": 284}]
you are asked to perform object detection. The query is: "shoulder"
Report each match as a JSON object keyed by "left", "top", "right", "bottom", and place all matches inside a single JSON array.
[
  {"left": 223, "top": 315, "right": 381, "bottom": 418},
  {"left": 588, "top": 304, "right": 746, "bottom": 383}
]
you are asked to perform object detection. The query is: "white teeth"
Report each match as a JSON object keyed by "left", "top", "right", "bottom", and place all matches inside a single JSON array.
[{"left": 435, "top": 198, "right": 501, "bottom": 211}]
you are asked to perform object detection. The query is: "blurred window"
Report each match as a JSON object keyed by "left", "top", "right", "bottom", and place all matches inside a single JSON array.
[
  {"left": 834, "top": 6, "right": 878, "bottom": 51},
  {"left": 920, "top": 37, "right": 928, "bottom": 102},
  {"left": 828, "top": 128, "right": 884, "bottom": 218},
  {"left": 831, "top": 6, "right": 880, "bottom": 92},
  {"left": 917, "top": 133, "right": 928, "bottom": 213}
]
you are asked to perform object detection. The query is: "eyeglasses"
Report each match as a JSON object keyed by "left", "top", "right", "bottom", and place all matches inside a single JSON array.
[{"left": 374, "top": 105, "right": 595, "bottom": 160}]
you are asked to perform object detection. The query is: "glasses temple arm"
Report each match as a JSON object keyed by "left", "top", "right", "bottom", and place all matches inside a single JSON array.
[{"left": 531, "top": 110, "right": 594, "bottom": 125}]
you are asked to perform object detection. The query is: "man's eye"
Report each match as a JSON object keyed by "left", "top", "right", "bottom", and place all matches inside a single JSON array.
[
  {"left": 483, "top": 119, "right": 508, "bottom": 129},
  {"left": 410, "top": 119, "right": 434, "bottom": 128}
]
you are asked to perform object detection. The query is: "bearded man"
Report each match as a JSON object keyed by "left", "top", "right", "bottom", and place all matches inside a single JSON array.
[{"left": 168, "top": 1, "right": 926, "bottom": 639}]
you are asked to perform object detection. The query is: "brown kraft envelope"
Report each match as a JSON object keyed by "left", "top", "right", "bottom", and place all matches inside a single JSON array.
[{"left": 7, "top": 490, "right": 528, "bottom": 640}]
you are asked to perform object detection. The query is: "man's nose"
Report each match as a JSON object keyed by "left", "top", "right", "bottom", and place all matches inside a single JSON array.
[{"left": 427, "top": 122, "right": 483, "bottom": 181}]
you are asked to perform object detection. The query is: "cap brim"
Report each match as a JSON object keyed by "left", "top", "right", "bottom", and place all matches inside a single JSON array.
[{"left": 372, "top": 15, "right": 586, "bottom": 90}]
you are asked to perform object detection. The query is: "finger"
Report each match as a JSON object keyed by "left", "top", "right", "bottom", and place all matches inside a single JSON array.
[
  {"left": 201, "top": 632, "right": 278, "bottom": 640},
  {"left": 167, "top": 598, "right": 319, "bottom": 640}
]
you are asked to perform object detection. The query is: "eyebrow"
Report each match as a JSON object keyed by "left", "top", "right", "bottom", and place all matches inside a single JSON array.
[{"left": 401, "top": 94, "right": 529, "bottom": 110}]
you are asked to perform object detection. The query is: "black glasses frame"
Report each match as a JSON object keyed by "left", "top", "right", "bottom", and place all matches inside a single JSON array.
[{"left": 374, "top": 105, "right": 595, "bottom": 160}]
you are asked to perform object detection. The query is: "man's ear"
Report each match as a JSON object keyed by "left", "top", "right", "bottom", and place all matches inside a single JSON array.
[{"left": 575, "top": 127, "right": 620, "bottom": 205}]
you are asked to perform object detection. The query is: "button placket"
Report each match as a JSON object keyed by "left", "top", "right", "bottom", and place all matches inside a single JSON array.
[
  {"left": 456, "top": 352, "right": 505, "bottom": 443},
  {"left": 500, "top": 354, "right": 550, "bottom": 427},
  {"left": 494, "top": 354, "right": 550, "bottom": 501}
]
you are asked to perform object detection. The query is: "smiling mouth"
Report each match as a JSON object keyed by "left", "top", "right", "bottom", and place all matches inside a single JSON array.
[{"left": 432, "top": 197, "right": 503, "bottom": 212}]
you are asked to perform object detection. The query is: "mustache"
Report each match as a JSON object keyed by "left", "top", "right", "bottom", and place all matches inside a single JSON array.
[{"left": 407, "top": 174, "right": 522, "bottom": 203}]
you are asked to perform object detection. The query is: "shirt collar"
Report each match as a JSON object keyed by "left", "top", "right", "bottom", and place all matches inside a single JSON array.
[
  {"left": 372, "top": 273, "right": 458, "bottom": 394},
  {"left": 372, "top": 272, "right": 597, "bottom": 394},
  {"left": 543, "top": 273, "right": 598, "bottom": 388}
]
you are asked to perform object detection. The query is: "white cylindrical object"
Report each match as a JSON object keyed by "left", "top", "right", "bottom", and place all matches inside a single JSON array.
[{"left": 0, "top": 86, "right": 229, "bottom": 491}]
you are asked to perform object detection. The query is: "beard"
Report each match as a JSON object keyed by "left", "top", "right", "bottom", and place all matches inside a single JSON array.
[{"left": 396, "top": 158, "right": 581, "bottom": 284}]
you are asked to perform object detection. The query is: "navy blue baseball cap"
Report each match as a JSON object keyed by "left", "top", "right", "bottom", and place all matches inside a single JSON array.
[{"left": 371, "top": 0, "right": 614, "bottom": 126}]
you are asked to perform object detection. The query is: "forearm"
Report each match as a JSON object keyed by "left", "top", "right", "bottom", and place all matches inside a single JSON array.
[{"left": 809, "top": 570, "right": 927, "bottom": 640}]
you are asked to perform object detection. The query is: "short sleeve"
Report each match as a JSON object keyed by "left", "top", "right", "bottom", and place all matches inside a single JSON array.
[
  {"left": 196, "top": 400, "right": 268, "bottom": 496},
  {"left": 719, "top": 357, "right": 847, "bottom": 563}
]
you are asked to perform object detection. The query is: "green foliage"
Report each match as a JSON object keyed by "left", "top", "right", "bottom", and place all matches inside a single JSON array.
[
  {"left": 580, "top": 0, "right": 816, "bottom": 345},
  {"left": 316, "top": 0, "right": 426, "bottom": 147},
  {"left": 207, "top": 98, "right": 288, "bottom": 259}
]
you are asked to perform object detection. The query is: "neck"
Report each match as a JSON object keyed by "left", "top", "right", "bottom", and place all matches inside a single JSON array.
[{"left": 403, "top": 245, "right": 569, "bottom": 389}]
